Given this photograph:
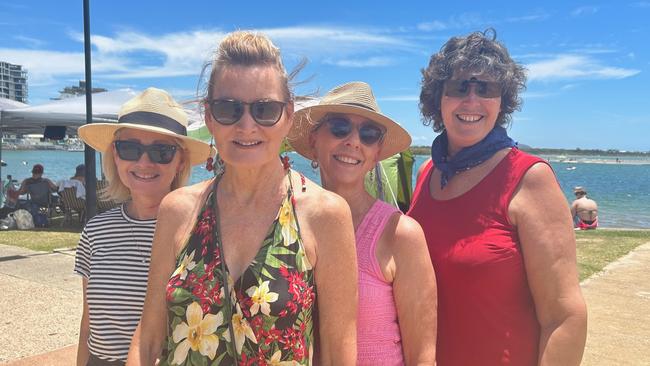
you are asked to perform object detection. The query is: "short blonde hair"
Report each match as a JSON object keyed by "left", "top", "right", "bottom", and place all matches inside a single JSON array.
[
  {"left": 101, "top": 130, "right": 191, "bottom": 202},
  {"left": 204, "top": 30, "right": 292, "bottom": 102}
]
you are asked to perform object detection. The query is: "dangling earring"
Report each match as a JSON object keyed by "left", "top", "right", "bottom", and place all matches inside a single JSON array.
[
  {"left": 214, "top": 153, "right": 225, "bottom": 176},
  {"left": 280, "top": 138, "right": 291, "bottom": 170},
  {"left": 311, "top": 160, "right": 319, "bottom": 169},
  {"left": 368, "top": 168, "right": 375, "bottom": 183},
  {"left": 205, "top": 138, "right": 215, "bottom": 172}
]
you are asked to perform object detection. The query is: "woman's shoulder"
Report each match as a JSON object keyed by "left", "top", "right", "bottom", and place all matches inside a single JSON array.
[
  {"left": 160, "top": 179, "right": 213, "bottom": 213},
  {"left": 85, "top": 205, "right": 123, "bottom": 226},
  {"left": 292, "top": 173, "right": 350, "bottom": 219},
  {"left": 382, "top": 209, "right": 425, "bottom": 245}
]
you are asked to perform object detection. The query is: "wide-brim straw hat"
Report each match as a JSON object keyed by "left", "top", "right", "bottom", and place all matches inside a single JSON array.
[
  {"left": 288, "top": 81, "right": 411, "bottom": 161},
  {"left": 78, "top": 87, "right": 213, "bottom": 165}
]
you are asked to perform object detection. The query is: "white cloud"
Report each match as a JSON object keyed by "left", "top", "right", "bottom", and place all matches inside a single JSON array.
[
  {"left": 571, "top": 6, "right": 599, "bottom": 16},
  {"left": 1, "top": 25, "right": 420, "bottom": 89},
  {"left": 526, "top": 54, "right": 640, "bottom": 81},
  {"left": 506, "top": 10, "right": 550, "bottom": 23},
  {"left": 13, "top": 35, "right": 46, "bottom": 48},
  {"left": 323, "top": 56, "right": 396, "bottom": 68},
  {"left": 417, "top": 21, "right": 447, "bottom": 31},
  {"left": 411, "top": 135, "right": 430, "bottom": 142},
  {"left": 631, "top": 1, "right": 650, "bottom": 8},
  {"left": 416, "top": 13, "right": 491, "bottom": 32}
]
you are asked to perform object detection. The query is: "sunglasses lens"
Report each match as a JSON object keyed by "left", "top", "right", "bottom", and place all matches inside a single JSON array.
[
  {"left": 445, "top": 79, "right": 502, "bottom": 98},
  {"left": 115, "top": 141, "right": 177, "bottom": 164},
  {"left": 115, "top": 141, "right": 143, "bottom": 161},
  {"left": 251, "top": 101, "right": 284, "bottom": 126},
  {"left": 210, "top": 100, "right": 242, "bottom": 125},
  {"left": 359, "top": 124, "right": 384, "bottom": 145},
  {"left": 444, "top": 80, "right": 469, "bottom": 98},
  {"left": 480, "top": 81, "right": 502, "bottom": 98},
  {"left": 147, "top": 144, "right": 177, "bottom": 164},
  {"left": 327, "top": 118, "right": 353, "bottom": 138}
]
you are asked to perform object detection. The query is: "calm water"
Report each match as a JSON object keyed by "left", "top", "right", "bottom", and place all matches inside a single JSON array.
[{"left": 2, "top": 150, "right": 649, "bottom": 228}]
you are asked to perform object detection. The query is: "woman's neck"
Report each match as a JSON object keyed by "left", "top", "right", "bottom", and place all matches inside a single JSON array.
[
  {"left": 219, "top": 160, "right": 287, "bottom": 205},
  {"left": 323, "top": 180, "right": 375, "bottom": 230},
  {"left": 126, "top": 195, "right": 164, "bottom": 220}
]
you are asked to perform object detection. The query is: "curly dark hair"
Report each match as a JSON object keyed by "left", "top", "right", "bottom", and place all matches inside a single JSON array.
[{"left": 419, "top": 29, "right": 526, "bottom": 132}]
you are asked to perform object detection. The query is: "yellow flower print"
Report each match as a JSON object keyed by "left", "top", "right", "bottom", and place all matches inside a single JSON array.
[
  {"left": 171, "top": 301, "right": 223, "bottom": 364},
  {"left": 267, "top": 350, "right": 301, "bottom": 366},
  {"left": 246, "top": 281, "right": 279, "bottom": 316},
  {"left": 232, "top": 304, "right": 257, "bottom": 354},
  {"left": 171, "top": 250, "right": 196, "bottom": 280},
  {"left": 278, "top": 197, "right": 298, "bottom": 246}
]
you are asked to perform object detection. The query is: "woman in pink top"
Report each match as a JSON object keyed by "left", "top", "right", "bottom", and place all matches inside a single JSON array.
[{"left": 289, "top": 82, "right": 438, "bottom": 365}]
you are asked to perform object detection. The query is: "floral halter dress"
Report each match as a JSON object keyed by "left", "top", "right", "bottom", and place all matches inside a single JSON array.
[{"left": 161, "top": 171, "right": 315, "bottom": 366}]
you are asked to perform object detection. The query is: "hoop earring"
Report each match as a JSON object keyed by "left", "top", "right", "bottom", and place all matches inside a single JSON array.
[{"left": 310, "top": 160, "right": 319, "bottom": 169}]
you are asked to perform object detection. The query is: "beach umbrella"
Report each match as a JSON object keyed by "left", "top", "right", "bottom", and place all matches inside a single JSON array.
[
  {"left": 0, "top": 98, "right": 29, "bottom": 185},
  {"left": 0, "top": 89, "right": 138, "bottom": 135}
]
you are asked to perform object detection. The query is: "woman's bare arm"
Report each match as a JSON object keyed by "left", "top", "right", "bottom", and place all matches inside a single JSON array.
[{"left": 510, "top": 163, "right": 588, "bottom": 366}]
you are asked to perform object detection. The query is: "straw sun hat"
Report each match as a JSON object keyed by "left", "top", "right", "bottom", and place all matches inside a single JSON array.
[
  {"left": 288, "top": 81, "right": 411, "bottom": 161},
  {"left": 78, "top": 87, "right": 213, "bottom": 165}
]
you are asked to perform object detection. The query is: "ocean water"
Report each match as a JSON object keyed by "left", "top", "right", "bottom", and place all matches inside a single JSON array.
[{"left": 2, "top": 150, "right": 649, "bottom": 228}]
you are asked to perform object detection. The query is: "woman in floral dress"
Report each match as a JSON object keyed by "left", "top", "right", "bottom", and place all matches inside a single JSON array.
[{"left": 126, "top": 31, "right": 358, "bottom": 366}]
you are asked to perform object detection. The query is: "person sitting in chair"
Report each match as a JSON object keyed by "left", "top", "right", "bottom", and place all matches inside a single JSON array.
[
  {"left": 571, "top": 186, "right": 598, "bottom": 230},
  {"left": 19, "top": 164, "right": 57, "bottom": 209},
  {"left": 71, "top": 164, "right": 86, "bottom": 186}
]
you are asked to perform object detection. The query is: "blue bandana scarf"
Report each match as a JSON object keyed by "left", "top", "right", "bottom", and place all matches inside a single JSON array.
[{"left": 431, "top": 126, "right": 517, "bottom": 189}]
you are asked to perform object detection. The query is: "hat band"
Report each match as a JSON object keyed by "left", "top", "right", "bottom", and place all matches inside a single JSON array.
[
  {"left": 340, "top": 102, "right": 377, "bottom": 112},
  {"left": 118, "top": 111, "right": 187, "bottom": 136}
]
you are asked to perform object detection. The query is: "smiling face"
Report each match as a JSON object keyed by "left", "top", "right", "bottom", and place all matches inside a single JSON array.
[
  {"left": 440, "top": 70, "right": 502, "bottom": 156},
  {"left": 111, "top": 128, "right": 183, "bottom": 200},
  {"left": 309, "top": 113, "right": 382, "bottom": 190},
  {"left": 206, "top": 65, "right": 293, "bottom": 170}
]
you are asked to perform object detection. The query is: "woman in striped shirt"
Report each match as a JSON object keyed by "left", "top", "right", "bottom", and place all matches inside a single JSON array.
[{"left": 74, "top": 88, "right": 212, "bottom": 366}]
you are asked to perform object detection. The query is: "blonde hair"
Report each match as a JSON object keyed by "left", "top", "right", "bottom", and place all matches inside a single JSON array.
[
  {"left": 101, "top": 129, "right": 191, "bottom": 202},
  {"left": 204, "top": 30, "right": 292, "bottom": 102}
]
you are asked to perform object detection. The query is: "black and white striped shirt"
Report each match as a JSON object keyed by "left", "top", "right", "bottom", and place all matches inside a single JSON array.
[{"left": 74, "top": 204, "right": 156, "bottom": 362}]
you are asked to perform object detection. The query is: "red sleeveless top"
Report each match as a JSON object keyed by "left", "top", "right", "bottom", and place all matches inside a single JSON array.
[{"left": 407, "top": 148, "right": 546, "bottom": 366}]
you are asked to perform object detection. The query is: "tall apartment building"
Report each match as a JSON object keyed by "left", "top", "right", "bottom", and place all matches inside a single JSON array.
[{"left": 0, "top": 61, "right": 28, "bottom": 103}]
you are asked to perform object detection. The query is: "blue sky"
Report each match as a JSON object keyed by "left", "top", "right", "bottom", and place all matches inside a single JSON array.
[{"left": 1, "top": 0, "right": 648, "bottom": 151}]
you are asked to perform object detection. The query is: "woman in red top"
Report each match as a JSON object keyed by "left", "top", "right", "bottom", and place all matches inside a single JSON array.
[{"left": 408, "top": 29, "right": 587, "bottom": 365}]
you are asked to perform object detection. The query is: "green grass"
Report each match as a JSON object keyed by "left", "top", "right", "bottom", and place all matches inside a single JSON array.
[
  {"left": 2, "top": 221, "right": 649, "bottom": 281},
  {"left": 575, "top": 229, "right": 650, "bottom": 281},
  {"left": 0, "top": 215, "right": 83, "bottom": 252}
]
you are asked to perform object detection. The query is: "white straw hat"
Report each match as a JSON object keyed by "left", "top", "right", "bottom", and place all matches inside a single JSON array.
[
  {"left": 288, "top": 81, "right": 411, "bottom": 161},
  {"left": 78, "top": 87, "right": 213, "bottom": 165}
]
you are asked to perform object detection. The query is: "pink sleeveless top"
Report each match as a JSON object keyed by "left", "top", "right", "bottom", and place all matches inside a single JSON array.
[{"left": 356, "top": 199, "right": 404, "bottom": 366}]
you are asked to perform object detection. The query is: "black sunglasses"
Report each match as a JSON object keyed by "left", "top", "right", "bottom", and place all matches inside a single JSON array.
[
  {"left": 444, "top": 78, "right": 502, "bottom": 99},
  {"left": 207, "top": 99, "right": 287, "bottom": 126},
  {"left": 114, "top": 140, "right": 178, "bottom": 164},
  {"left": 321, "top": 117, "right": 385, "bottom": 146}
]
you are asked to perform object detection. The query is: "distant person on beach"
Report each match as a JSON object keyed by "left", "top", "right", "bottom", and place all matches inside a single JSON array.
[
  {"left": 289, "top": 81, "right": 438, "bottom": 365},
  {"left": 571, "top": 186, "right": 598, "bottom": 230},
  {"left": 408, "top": 29, "right": 587, "bottom": 365},
  {"left": 73, "top": 88, "right": 212, "bottom": 365},
  {"left": 71, "top": 164, "right": 86, "bottom": 186},
  {"left": 18, "top": 163, "right": 57, "bottom": 209},
  {"left": 127, "top": 31, "right": 357, "bottom": 365}
]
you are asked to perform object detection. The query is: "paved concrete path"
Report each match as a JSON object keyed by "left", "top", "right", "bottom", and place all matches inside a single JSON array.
[
  {"left": 0, "top": 244, "right": 81, "bottom": 364},
  {"left": 580, "top": 241, "right": 650, "bottom": 365},
  {"left": 1, "top": 242, "right": 649, "bottom": 365}
]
